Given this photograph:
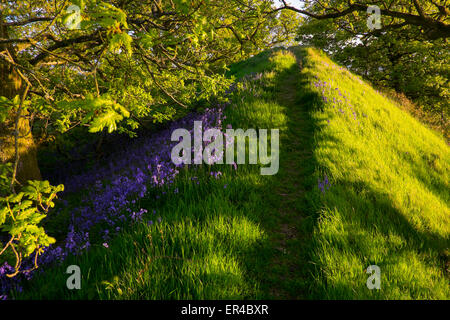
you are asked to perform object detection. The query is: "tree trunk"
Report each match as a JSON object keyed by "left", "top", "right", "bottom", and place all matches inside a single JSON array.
[{"left": 0, "top": 12, "right": 41, "bottom": 185}]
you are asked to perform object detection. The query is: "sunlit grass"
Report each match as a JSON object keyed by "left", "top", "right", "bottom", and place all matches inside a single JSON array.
[
  {"left": 14, "top": 47, "right": 449, "bottom": 300},
  {"left": 302, "top": 47, "right": 449, "bottom": 299}
]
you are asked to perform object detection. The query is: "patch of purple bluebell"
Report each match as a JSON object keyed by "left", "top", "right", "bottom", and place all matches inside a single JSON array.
[{"left": 0, "top": 100, "right": 231, "bottom": 299}]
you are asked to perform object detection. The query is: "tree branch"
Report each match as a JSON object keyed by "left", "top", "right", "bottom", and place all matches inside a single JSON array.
[
  {"left": 272, "top": 2, "right": 450, "bottom": 40},
  {"left": 3, "top": 17, "right": 53, "bottom": 27}
]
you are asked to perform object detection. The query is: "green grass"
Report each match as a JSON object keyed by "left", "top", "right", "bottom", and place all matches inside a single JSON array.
[
  {"left": 299, "top": 47, "right": 449, "bottom": 299},
  {"left": 14, "top": 47, "right": 449, "bottom": 300}
]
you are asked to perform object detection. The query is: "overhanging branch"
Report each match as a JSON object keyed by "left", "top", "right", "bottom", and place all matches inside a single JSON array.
[{"left": 272, "top": 1, "right": 450, "bottom": 40}]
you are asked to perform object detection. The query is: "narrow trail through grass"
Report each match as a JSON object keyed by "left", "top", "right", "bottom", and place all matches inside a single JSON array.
[{"left": 260, "top": 53, "right": 317, "bottom": 299}]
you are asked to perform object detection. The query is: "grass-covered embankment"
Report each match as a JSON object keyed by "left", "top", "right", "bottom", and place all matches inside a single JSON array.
[{"left": 13, "top": 47, "right": 449, "bottom": 300}]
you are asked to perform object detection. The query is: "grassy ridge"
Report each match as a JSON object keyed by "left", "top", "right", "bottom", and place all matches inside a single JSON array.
[
  {"left": 14, "top": 48, "right": 297, "bottom": 300},
  {"left": 300, "top": 47, "right": 449, "bottom": 299},
  {"left": 14, "top": 47, "right": 449, "bottom": 300}
]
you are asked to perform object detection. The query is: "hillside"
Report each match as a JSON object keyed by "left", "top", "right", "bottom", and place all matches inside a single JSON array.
[
  {"left": 289, "top": 47, "right": 449, "bottom": 299},
  {"left": 6, "top": 47, "right": 449, "bottom": 300}
]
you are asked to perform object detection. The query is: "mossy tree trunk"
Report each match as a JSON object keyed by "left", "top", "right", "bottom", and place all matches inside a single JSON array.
[{"left": 0, "top": 13, "right": 41, "bottom": 185}]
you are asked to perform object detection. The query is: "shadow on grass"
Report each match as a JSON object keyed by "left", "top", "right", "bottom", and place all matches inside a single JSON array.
[{"left": 316, "top": 177, "right": 449, "bottom": 299}]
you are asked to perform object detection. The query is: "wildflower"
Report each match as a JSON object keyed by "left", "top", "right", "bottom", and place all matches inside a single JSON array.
[
  {"left": 318, "top": 179, "right": 325, "bottom": 194},
  {"left": 210, "top": 171, "right": 222, "bottom": 179},
  {"left": 318, "top": 174, "right": 331, "bottom": 194},
  {"left": 103, "top": 243, "right": 109, "bottom": 248},
  {"left": 324, "top": 174, "right": 330, "bottom": 188},
  {"left": 82, "top": 241, "right": 91, "bottom": 250}
]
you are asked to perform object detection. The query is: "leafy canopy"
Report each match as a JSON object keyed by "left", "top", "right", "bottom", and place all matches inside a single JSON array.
[{"left": 1, "top": 0, "right": 301, "bottom": 137}]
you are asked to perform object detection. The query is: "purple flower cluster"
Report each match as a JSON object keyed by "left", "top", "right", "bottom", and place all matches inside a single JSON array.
[
  {"left": 318, "top": 174, "right": 331, "bottom": 194},
  {"left": 0, "top": 101, "right": 230, "bottom": 299},
  {"left": 210, "top": 171, "right": 222, "bottom": 179}
]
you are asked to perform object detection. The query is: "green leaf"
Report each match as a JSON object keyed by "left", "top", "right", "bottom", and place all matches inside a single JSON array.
[
  {"left": 8, "top": 192, "right": 24, "bottom": 203},
  {"left": 12, "top": 95, "right": 21, "bottom": 105},
  {"left": 108, "top": 32, "right": 133, "bottom": 56},
  {"left": 89, "top": 109, "right": 124, "bottom": 133},
  {"left": 16, "top": 207, "right": 36, "bottom": 221},
  {"left": 113, "top": 103, "right": 130, "bottom": 117}
]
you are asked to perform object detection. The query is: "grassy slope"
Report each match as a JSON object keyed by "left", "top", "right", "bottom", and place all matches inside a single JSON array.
[
  {"left": 14, "top": 47, "right": 449, "bottom": 300},
  {"left": 299, "top": 47, "right": 449, "bottom": 299}
]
